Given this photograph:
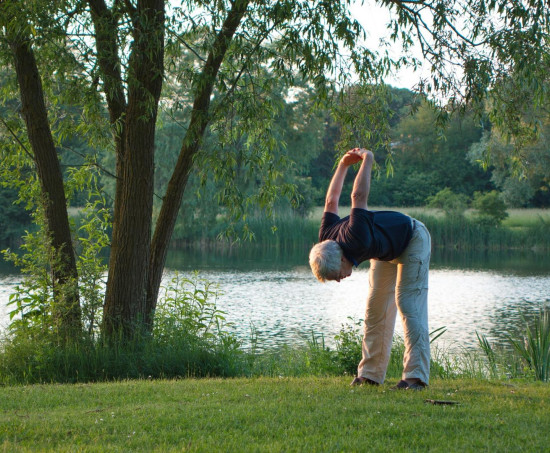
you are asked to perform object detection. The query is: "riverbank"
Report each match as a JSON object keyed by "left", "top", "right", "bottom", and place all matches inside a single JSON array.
[{"left": 1, "top": 377, "right": 548, "bottom": 452}]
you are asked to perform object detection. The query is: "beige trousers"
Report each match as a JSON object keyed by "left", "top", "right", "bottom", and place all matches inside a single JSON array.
[{"left": 357, "top": 219, "right": 431, "bottom": 385}]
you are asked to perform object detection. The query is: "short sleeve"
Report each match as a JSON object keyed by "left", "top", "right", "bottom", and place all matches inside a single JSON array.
[
  {"left": 349, "top": 208, "right": 374, "bottom": 231},
  {"left": 319, "top": 212, "right": 340, "bottom": 241}
]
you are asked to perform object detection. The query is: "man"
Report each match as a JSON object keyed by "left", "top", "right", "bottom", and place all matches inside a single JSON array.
[{"left": 309, "top": 148, "right": 431, "bottom": 390}]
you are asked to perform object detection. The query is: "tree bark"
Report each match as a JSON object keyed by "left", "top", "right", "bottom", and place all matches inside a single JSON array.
[
  {"left": 101, "top": 0, "right": 165, "bottom": 337},
  {"left": 88, "top": 0, "right": 128, "bottom": 245},
  {"left": 145, "top": 0, "right": 250, "bottom": 326},
  {"left": 9, "top": 34, "right": 81, "bottom": 341}
]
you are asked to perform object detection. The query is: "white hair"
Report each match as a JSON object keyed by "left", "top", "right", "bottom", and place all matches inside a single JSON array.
[{"left": 309, "top": 240, "right": 342, "bottom": 282}]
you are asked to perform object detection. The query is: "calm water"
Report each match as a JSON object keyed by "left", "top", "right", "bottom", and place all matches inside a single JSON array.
[{"left": 1, "top": 247, "right": 549, "bottom": 350}]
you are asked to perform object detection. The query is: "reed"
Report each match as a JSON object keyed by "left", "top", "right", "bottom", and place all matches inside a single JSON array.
[
  {"left": 167, "top": 207, "right": 550, "bottom": 251},
  {"left": 475, "top": 310, "right": 550, "bottom": 382},
  {"left": 402, "top": 214, "right": 550, "bottom": 251},
  {"left": 246, "top": 214, "right": 318, "bottom": 246},
  {"left": 221, "top": 208, "right": 550, "bottom": 251},
  {"left": 506, "top": 310, "right": 550, "bottom": 382}
]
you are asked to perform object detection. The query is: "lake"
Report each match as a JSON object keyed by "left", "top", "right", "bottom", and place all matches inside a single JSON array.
[{"left": 1, "top": 246, "right": 549, "bottom": 351}]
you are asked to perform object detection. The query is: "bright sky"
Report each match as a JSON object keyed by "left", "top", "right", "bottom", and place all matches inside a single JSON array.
[
  {"left": 165, "top": 0, "right": 433, "bottom": 91},
  {"left": 349, "top": 1, "right": 429, "bottom": 90}
]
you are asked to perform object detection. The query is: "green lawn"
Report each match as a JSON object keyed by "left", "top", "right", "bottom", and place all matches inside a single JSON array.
[{"left": 1, "top": 377, "right": 549, "bottom": 452}]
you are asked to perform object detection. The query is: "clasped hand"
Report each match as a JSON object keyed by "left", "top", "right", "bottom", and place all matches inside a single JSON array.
[{"left": 340, "top": 148, "right": 373, "bottom": 167}]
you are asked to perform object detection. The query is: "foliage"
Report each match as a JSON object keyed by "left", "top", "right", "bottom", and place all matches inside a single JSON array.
[
  {"left": 332, "top": 84, "right": 395, "bottom": 173},
  {"left": 426, "top": 187, "right": 470, "bottom": 218},
  {"left": 468, "top": 118, "right": 550, "bottom": 207},
  {"left": 1, "top": 0, "right": 550, "bottom": 342},
  {"left": 3, "top": 229, "right": 55, "bottom": 338},
  {"left": 367, "top": 102, "right": 492, "bottom": 207},
  {"left": 154, "top": 272, "right": 238, "bottom": 348},
  {"left": 0, "top": 273, "right": 243, "bottom": 384},
  {"left": 507, "top": 310, "right": 550, "bottom": 382},
  {"left": 472, "top": 190, "right": 509, "bottom": 226},
  {"left": 0, "top": 187, "right": 31, "bottom": 248},
  {"left": 2, "top": 166, "right": 109, "bottom": 342},
  {"left": 74, "top": 195, "right": 111, "bottom": 339},
  {"left": 333, "top": 317, "right": 363, "bottom": 375}
]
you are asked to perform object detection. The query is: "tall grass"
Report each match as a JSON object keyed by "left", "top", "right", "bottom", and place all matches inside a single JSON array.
[
  {"left": 476, "top": 309, "right": 550, "bottom": 382},
  {"left": 246, "top": 214, "right": 319, "bottom": 247},
  {"left": 165, "top": 207, "right": 550, "bottom": 251},
  {"left": 1, "top": 310, "right": 545, "bottom": 385},
  {"left": 507, "top": 310, "right": 550, "bottom": 382},
  {"left": 0, "top": 273, "right": 247, "bottom": 385},
  {"left": 227, "top": 208, "right": 550, "bottom": 251}
]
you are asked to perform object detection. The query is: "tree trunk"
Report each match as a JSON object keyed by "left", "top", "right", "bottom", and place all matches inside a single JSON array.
[
  {"left": 88, "top": 0, "right": 128, "bottom": 250},
  {"left": 145, "top": 0, "right": 250, "bottom": 326},
  {"left": 9, "top": 35, "right": 81, "bottom": 341},
  {"left": 102, "top": 0, "right": 165, "bottom": 338}
]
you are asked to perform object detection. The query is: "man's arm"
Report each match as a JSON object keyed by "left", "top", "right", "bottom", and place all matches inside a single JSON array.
[
  {"left": 350, "top": 149, "right": 374, "bottom": 210},
  {"left": 324, "top": 163, "right": 348, "bottom": 215},
  {"left": 324, "top": 148, "right": 369, "bottom": 214}
]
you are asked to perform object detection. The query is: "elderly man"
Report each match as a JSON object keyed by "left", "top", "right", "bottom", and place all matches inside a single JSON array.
[{"left": 309, "top": 148, "right": 431, "bottom": 390}]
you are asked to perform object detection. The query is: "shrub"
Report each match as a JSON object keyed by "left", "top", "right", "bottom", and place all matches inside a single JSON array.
[
  {"left": 426, "top": 187, "right": 470, "bottom": 218},
  {"left": 333, "top": 317, "right": 363, "bottom": 375},
  {"left": 472, "top": 190, "right": 509, "bottom": 226},
  {"left": 0, "top": 273, "right": 244, "bottom": 384}
]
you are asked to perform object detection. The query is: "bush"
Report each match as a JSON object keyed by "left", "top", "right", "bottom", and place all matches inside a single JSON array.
[
  {"left": 472, "top": 190, "right": 509, "bottom": 226},
  {"left": 333, "top": 317, "right": 363, "bottom": 375},
  {"left": 0, "top": 273, "right": 245, "bottom": 384},
  {"left": 426, "top": 187, "right": 470, "bottom": 218}
]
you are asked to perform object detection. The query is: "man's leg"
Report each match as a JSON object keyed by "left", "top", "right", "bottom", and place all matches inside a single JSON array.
[
  {"left": 356, "top": 259, "right": 398, "bottom": 384},
  {"left": 395, "top": 220, "right": 431, "bottom": 386}
]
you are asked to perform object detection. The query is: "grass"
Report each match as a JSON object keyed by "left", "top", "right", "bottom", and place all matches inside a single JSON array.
[
  {"left": 1, "top": 377, "right": 549, "bottom": 452},
  {"left": 502, "top": 208, "right": 550, "bottom": 228},
  {"left": 307, "top": 206, "right": 550, "bottom": 251},
  {"left": 310, "top": 206, "right": 550, "bottom": 225}
]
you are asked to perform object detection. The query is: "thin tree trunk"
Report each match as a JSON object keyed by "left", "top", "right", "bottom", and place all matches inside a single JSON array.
[
  {"left": 88, "top": 0, "right": 128, "bottom": 248},
  {"left": 146, "top": 0, "right": 250, "bottom": 326},
  {"left": 9, "top": 35, "right": 81, "bottom": 341}
]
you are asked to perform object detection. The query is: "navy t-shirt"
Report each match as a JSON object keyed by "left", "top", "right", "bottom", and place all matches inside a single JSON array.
[{"left": 319, "top": 208, "right": 413, "bottom": 264}]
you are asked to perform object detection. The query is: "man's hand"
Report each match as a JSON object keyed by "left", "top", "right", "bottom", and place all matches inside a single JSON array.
[{"left": 340, "top": 148, "right": 373, "bottom": 167}]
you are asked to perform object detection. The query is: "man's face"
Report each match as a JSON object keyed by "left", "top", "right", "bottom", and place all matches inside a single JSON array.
[{"left": 329, "top": 257, "right": 353, "bottom": 282}]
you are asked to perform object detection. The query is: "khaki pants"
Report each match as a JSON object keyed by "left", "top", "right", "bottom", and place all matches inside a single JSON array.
[{"left": 357, "top": 219, "right": 431, "bottom": 385}]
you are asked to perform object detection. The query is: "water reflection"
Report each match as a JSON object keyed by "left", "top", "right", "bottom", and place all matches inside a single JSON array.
[
  {"left": 432, "top": 248, "right": 550, "bottom": 276},
  {"left": 165, "top": 246, "right": 550, "bottom": 275}
]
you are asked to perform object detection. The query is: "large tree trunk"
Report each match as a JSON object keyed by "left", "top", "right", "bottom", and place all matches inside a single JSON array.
[
  {"left": 145, "top": 0, "right": 250, "bottom": 326},
  {"left": 9, "top": 34, "right": 81, "bottom": 341},
  {"left": 101, "top": 0, "right": 165, "bottom": 338}
]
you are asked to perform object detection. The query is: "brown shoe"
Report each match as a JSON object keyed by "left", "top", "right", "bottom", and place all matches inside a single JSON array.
[
  {"left": 390, "top": 380, "right": 409, "bottom": 390},
  {"left": 350, "top": 376, "right": 379, "bottom": 386},
  {"left": 407, "top": 382, "right": 427, "bottom": 390},
  {"left": 390, "top": 380, "right": 427, "bottom": 390}
]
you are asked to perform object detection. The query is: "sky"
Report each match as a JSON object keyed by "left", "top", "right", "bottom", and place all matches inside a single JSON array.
[
  {"left": 164, "top": 0, "right": 437, "bottom": 92},
  {"left": 349, "top": 1, "right": 430, "bottom": 90}
]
